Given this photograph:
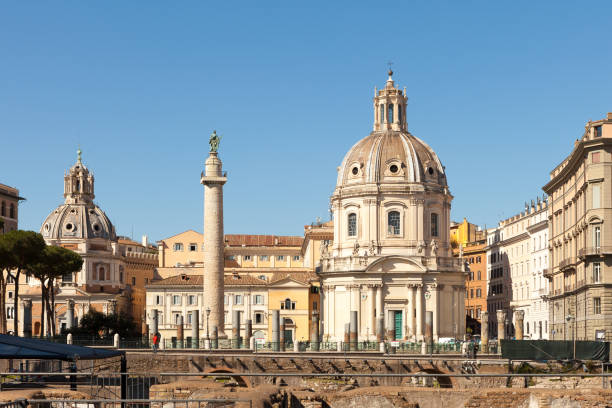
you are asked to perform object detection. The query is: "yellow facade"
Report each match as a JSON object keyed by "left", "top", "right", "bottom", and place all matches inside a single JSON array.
[
  {"left": 157, "top": 230, "right": 204, "bottom": 268},
  {"left": 267, "top": 273, "right": 318, "bottom": 343},
  {"left": 450, "top": 218, "right": 484, "bottom": 250}
]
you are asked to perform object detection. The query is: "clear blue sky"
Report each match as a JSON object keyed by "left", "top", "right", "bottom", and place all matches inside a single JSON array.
[{"left": 2, "top": 1, "right": 611, "bottom": 242}]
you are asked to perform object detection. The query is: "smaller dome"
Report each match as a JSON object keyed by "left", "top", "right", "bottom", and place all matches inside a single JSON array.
[{"left": 40, "top": 203, "right": 116, "bottom": 241}]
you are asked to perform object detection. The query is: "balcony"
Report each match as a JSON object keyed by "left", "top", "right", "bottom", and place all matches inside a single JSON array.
[
  {"left": 578, "top": 246, "right": 612, "bottom": 258},
  {"left": 543, "top": 268, "right": 553, "bottom": 278},
  {"left": 559, "top": 256, "right": 577, "bottom": 271}
]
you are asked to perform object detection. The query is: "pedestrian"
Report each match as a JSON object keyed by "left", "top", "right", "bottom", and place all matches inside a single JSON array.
[{"left": 152, "top": 332, "right": 160, "bottom": 353}]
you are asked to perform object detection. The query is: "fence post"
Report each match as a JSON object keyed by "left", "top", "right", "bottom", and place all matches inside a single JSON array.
[
  {"left": 67, "top": 333, "right": 73, "bottom": 345},
  {"left": 114, "top": 333, "right": 120, "bottom": 348},
  {"left": 69, "top": 360, "right": 77, "bottom": 391},
  {"left": 120, "top": 355, "right": 127, "bottom": 408}
]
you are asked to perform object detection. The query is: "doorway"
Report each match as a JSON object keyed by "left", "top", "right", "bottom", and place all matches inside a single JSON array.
[{"left": 394, "top": 311, "right": 403, "bottom": 340}]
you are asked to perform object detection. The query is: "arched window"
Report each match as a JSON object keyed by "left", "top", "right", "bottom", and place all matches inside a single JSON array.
[
  {"left": 398, "top": 105, "right": 402, "bottom": 124},
  {"left": 9, "top": 203, "right": 14, "bottom": 219},
  {"left": 281, "top": 298, "right": 296, "bottom": 310},
  {"left": 379, "top": 104, "right": 385, "bottom": 123},
  {"left": 431, "top": 213, "right": 439, "bottom": 237},
  {"left": 388, "top": 211, "right": 400, "bottom": 235},
  {"left": 388, "top": 103, "right": 394, "bottom": 123},
  {"left": 1, "top": 201, "right": 4, "bottom": 216},
  {"left": 348, "top": 213, "right": 357, "bottom": 237}
]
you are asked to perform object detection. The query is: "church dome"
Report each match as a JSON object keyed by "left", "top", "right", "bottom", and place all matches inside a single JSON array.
[
  {"left": 40, "top": 203, "right": 116, "bottom": 241},
  {"left": 40, "top": 149, "right": 116, "bottom": 242},
  {"left": 336, "top": 131, "right": 447, "bottom": 188},
  {"left": 336, "top": 70, "right": 447, "bottom": 190}
]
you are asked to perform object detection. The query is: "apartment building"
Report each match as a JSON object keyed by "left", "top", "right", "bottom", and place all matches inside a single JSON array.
[{"left": 543, "top": 113, "right": 612, "bottom": 341}]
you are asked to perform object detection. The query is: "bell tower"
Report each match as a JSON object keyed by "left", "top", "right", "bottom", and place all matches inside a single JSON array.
[
  {"left": 64, "top": 148, "right": 95, "bottom": 205},
  {"left": 373, "top": 70, "right": 408, "bottom": 132}
]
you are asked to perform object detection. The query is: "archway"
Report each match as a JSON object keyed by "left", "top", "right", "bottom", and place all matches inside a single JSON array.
[{"left": 204, "top": 367, "right": 250, "bottom": 388}]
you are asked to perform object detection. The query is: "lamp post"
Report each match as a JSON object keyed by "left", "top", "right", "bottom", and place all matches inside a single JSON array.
[
  {"left": 206, "top": 307, "right": 211, "bottom": 341},
  {"left": 566, "top": 314, "right": 575, "bottom": 360}
]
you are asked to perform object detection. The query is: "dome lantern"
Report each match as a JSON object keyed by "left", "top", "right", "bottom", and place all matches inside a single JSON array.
[
  {"left": 373, "top": 70, "right": 407, "bottom": 132},
  {"left": 64, "top": 148, "right": 95, "bottom": 205}
]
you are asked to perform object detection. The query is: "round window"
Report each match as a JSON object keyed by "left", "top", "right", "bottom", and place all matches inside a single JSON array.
[
  {"left": 93, "top": 224, "right": 101, "bottom": 232},
  {"left": 390, "top": 164, "right": 399, "bottom": 174},
  {"left": 428, "top": 167, "right": 434, "bottom": 175},
  {"left": 65, "top": 223, "right": 74, "bottom": 231},
  {"left": 44, "top": 223, "right": 50, "bottom": 231},
  {"left": 351, "top": 167, "right": 359, "bottom": 175}
]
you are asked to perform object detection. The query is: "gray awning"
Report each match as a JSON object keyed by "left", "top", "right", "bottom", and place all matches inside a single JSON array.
[{"left": 0, "top": 334, "right": 124, "bottom": 360}]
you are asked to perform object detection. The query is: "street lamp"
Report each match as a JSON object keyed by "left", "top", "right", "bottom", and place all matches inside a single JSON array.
[
  {"left": 206, "top": 307, "right": 211, "bottom": 341},
  {"left": 566, "top": 314, "right": 575, "bottom": 360}
]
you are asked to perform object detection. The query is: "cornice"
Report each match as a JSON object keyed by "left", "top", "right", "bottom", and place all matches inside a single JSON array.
[{"left": 544, "top": 138, "right": 612, "bottom": 193}]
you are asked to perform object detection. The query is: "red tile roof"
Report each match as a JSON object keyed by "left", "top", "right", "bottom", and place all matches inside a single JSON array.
[
  {"left": 224, "top": 234, "right": 303, "bottom": 247},
  {"left": 149, "top": 273, "right": 267, "bottom": 287}
]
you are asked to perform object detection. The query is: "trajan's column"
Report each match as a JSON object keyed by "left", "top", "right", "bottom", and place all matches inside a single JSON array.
[{"left": 201, "top": 131, "right": 227, "bottom": 338}]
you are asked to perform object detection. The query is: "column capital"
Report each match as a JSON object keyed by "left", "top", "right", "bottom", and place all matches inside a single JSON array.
[
  {"left": 497, "top": 309, "right": 507, "bottom": 321},
  {"left": 514, "top": 310, "right": 525, "bottom": 320},
  {"left": 21, "top": 299, "right": 32, "bottom": 308}
]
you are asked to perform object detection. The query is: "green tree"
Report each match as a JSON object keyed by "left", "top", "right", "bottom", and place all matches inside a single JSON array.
[
  {"left": 0, "top": 231, "right": 45, "bottom": 334},
  {"left": 28, "top": 245, "right": 83, "bottom": 336},
  {"left": 67, "top": 309, "right": 138, "bottom": 338}
]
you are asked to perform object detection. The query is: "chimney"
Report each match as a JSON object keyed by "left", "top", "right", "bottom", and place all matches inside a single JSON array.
[{"left": 142, "top": 235, "right": 148, "bottom": 247}]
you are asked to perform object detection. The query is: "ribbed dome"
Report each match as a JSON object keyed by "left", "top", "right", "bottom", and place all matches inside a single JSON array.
[
  {"left": 40, "top": 203, "right": 116, "bottom": 241},
  {"left": 336, "top": 130, "right": 447, "bottom": 188}
]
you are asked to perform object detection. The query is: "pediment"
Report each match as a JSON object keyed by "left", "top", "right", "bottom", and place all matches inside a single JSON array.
[
  {"left": 269, "top": 277, "right": 309, "bottom": 288},
  {"left": 365, "top": 256, "right": 426, "bottom": 273}
]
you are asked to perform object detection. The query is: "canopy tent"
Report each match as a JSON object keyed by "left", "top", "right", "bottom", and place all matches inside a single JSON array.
[{"left": 0, "top": 334, "right": 124, "bottom": 361}]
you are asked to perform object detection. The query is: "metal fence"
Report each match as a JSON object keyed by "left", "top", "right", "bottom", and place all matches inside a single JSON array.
[
  {"left": 0, "top": 370, "right": 610, "bottom": 394},
  {"left": 10, "top": 399, "right": 252, "bottom": 408},
  {"left": 41, "top": 336, "right": 498, "bottom": 356}
]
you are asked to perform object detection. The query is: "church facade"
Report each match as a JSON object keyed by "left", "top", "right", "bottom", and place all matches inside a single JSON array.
[
  {"left": 19, "top": 151, "right": 131, "bottom": 336},
  {"left": 318, "top": 72, "right": 466, "bottom": 342}
]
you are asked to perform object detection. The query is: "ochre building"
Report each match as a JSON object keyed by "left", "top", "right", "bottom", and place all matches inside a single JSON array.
[{"left": 544, "top": 113, "right": 612, "bottom": 341}]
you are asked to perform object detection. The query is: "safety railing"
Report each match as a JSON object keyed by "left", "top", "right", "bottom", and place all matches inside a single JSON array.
[
  {"left": 579, "top": 246, "right": 612, "bottom": 258},
  {"left": 0, "top": 370, "right": 609, "bottom": 396},
  {"left": 24, "top": 399, "right": 252, "bottom": 408}
]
